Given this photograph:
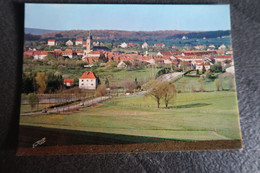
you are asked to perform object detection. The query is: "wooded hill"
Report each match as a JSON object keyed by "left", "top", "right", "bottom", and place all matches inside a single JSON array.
[
  {"left": 25, "top": 28, "right": 231, "bottom": 41},
  {"left": 40, "top": 30, "right": 199, "bottom": 41}
]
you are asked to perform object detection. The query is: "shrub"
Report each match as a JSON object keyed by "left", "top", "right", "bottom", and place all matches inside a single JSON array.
[{"left": 95, "top": 85, "right": 107, "bottom": 97}]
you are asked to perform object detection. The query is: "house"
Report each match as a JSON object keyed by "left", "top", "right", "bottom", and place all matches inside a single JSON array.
[
  {"left": 48, "top": 40, "right": 56, "bottom": 46},
  {"left": 207, "top": 44, "right": 215, "bottom": 50},
  {"left": 33, "top": 51, "right": 48, "bottom": 60},
  {"left": 79, "top": 71, "right": 98, "bottom": 90},
  {"left": 64, "top": 79, "right": 74, "bottom": 87},
  {"left": 62, "top": 49, "right": 77, "bottom": 59},
  {"left": 128, "top": 42, "right": 135, "bottom": 47},
  {"left": 215, "top": 55, "right": 232, "bottom": 62},
  {"left": 154, "top": 43, "right": 165, "bottom": 48},
  {"left": 23, "top": 50, "right": 34, "bottom": 59},
  {"left": 182, "top": 36, "right": 187, "bottom": 40},
  {"left": 65, "top": 40, "right": 74, "bottom": 46},
  {"left": 196, "top": 63, "right": 210, "bottom": 71},
  {"left": 194, "top": 45, "right": 206, "bottom": 50},
  {"left": 120, "top": 42, "right": 128, "bottom": 48},
  {"left": 76, "top": 39, "right": 83, "bottom": 45},
  {"left": 218, "top": 44, "right": 226, "bottom": 50},
  {"left": 142, "top": 42, "right": 149, "bottom": 49},
  {"left": 164, "top": 59, "right": 172, "bottom": 64},
  {"left": 117, "top": 61, "right": 127, "bottom": 68}
]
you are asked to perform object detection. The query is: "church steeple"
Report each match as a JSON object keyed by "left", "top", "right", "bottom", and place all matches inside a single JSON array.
[{"left": 86, "top": 31, "right": 92, "bottom": 53}]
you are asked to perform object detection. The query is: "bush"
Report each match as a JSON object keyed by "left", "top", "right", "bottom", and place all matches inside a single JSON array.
[{"left": 95, "top": 85, "right": 107, "bottom": 97}]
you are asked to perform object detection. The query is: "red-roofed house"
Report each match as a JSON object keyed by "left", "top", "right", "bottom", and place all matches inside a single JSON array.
[
  {"left": 154, "top": 43, "right": 165, "bottom": 48},
  {"left": 215, "top": 55, "right": 232, "bottom": 62},
  {"left": 64, "top": 79, "right": 74, "bottom": 87},
  {"left": 128, "top": 42, "right": 134, "bottom": 47},
  {"left": 48, "top": 40, "right": 56, "bottom": 46},
  {"left": 76, "top": 39, "right": 83, "bottom": 46},
  {"left": 23, "top": 50, "right": 34, "bottom": 59},
  {"left": 33, "top": 51, "right": 48, "bottom": 60},
  {"left": 79, "top": 71, "right": 98, "bottom": 89}
]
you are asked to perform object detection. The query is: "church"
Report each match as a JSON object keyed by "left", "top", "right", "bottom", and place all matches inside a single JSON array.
[{"left": 82, "top": 33, "right": 101, "bottom": 62}]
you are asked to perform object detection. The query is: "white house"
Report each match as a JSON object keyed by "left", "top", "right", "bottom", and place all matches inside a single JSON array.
[
  {"left": 66, "top": 40, "right": 74, "bottom": 46},
  {"left": 164, "top": 59, "right": 172, "bottom": 64},
  {"left": 75, "top": 39, "right": 83, "bottom": 45},
  {"left": 218, "top": 44, "right": 226, "bottom": 50},
  {"left": 117, "top": 61, "right": 127, "bottom": 68},
  {"left": 33, "top": 51, "right": 48, "bottom": 60},
  {"left": 142, "top": 42, "right": 149, "bottom": 49},
  {"left": 196, "top": 63, "right": 210, "bottom": 71},
  {"left": 120, "top": 42, "right": 128, "bottom": 48},
  {"left": 207, "top": 44, "right": 215, "bottom": 50},
  {"left": 48, "top": 40, "right": 56, "bottom": 46},
  {"left": 79, "top": 71, "right": 98, "bottom": 90},
  {"left": 182, "top": 36, "right": 187, "bottom": 40}
]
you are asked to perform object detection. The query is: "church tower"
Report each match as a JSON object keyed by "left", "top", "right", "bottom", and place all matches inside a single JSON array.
[{"left": 86, "top": 31, "right": 92, "bottom": 53}]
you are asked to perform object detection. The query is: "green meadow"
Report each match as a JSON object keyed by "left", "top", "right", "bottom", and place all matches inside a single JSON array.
[
  {"left": 23, "top": 65, "right": 158, "bottom": 86},
  {"left": 20, "top": 91, "right": 241, "bottom": 141}
]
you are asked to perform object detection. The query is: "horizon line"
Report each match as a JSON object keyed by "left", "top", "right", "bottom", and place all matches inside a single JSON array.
[{"left": 25, "top": 27, "right": 231, "bottom": 33}]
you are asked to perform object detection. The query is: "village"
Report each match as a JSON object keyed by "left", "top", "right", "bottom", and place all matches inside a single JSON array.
[{"left": 23, "top": 34, "right": 234, "bottom": 90}]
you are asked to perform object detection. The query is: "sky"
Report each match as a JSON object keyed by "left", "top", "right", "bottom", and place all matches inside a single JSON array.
[{"left": 25, "top": 4, "right": 231, "bottom": 31}]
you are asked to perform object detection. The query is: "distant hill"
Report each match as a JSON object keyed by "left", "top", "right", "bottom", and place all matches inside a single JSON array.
[
  {"left": 167, "top": 30, "right": 231, "bottom": 39},
  {"left": 24, "top": 28, "right": 231, "bottom": 42},
  {"left": 40, "top": 30, "right": 202, "bottom": 41},
  {"left": 25, "top": 28, "right": 62, "bottom": 35}
]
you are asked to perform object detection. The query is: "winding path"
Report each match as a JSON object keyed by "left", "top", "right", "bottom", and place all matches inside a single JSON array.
[{"left": 21, "top": 96, "right": 110, "bottom": 116}]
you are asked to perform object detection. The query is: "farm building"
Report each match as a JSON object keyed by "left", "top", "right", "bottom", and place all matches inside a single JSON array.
[
  {"left": 79, "top": 71, "right": 98, "bottom": 90},
  {"left": 64, "top": 78, "right": 74, "bottom": 87}
]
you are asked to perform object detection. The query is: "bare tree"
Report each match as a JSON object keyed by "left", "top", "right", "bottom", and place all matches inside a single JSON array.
[
  {"left": 161, "top": 81, "right": 177, "bottom": 108},
  {"left": 28, "top": 93, "right": 39, "bottom": 111},
  {"left": 145, "top": 81, "right": 176, "bottom": 108},
  {"left": 214, "top": 78, "right": 222, "bottom": 91}
]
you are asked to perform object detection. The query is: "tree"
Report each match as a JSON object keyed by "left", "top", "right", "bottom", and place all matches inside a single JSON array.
[
  {"left": 55, "top": 33, "right": 63, "bottom": 37},
  {"left": 105, "top": 78, "right": 110, "bottom": 88},
  {"left": 179, "top": 61, "right": 188, "bottom": 72},
  {"left": 198, "top": 75, "right": 205, "bottom": 92},
  {"left": 123, "top": 81, "right": 137, "bottom": 92},
  {"left": 210, "top": 62, "right": 222, "bottom": 73},
  {"left": 145, "top": 81, "right": 176, "bottom": 108},
  {"left": 214, "top": 78, "right": 222, "bottom": 91},
  {"left": 35, "top": 72, "right": 48, "bottom": 93},
  {"left": 145, "top": 83, "right": 164, "bottom": 108},
  {"left": 202, "top": 65, "right": 206, "bottom": 74},
  {"left": 95, "top": 85, "right": 107, "bottom": 97},
  {"left": 160, "top": 81, "right": 177, "bottom": 108},
  {"left": 28, "top": 93, "right": 39, "bottom": 111}
]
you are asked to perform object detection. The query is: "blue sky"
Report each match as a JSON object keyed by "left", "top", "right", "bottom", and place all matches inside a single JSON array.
[{"left": 25, "top": 4, "right": 231, "bottom": 31}]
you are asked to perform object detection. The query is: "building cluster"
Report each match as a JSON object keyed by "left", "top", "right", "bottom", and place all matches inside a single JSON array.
[{"left": 24, "top": 34, "right": 233, "bottom": 90}]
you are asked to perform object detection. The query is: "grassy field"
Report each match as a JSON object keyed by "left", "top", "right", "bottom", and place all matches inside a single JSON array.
[
  {"left": 20, "top": 91, "right": 241, "bottom": 141},
  {"left": 175, "top": 75, "right": 236, "bottom": 92},
  {"left": 24, "top": 65, "right": 158, "bottom": 86}
]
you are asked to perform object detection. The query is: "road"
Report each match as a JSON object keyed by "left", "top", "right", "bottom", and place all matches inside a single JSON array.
[
  {"left": 21, "top": 96, "right": 110, "bottom": 116},
  {"left": 157, "top": 72, "right": 184, "bottom": 82}
]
